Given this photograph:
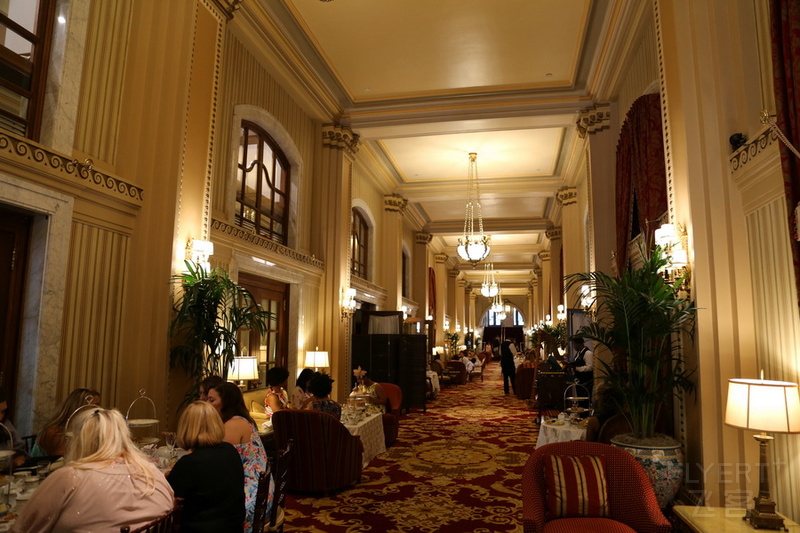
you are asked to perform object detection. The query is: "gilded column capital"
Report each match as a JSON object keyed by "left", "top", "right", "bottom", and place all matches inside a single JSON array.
[
  {"left": 322, "top": 124, "right": 360, "bottom": 155},
  {"left": 384, "top": 194, "right": 408, "bottom": 213},
  {"left": 530, "top": 278, "right": 539, "bottom": 288},
  {"left": 470, "top": 292, "right": 477, "bottom": 301},
  {"left": 576, "top": 103, "right": 612, "bottom": 138},
  {"left": 533, "top": 266, "right": 542, "bottom": 277},
  {"left": 448, "top": 269, "right": 460, "bottom": 279},
  {"left": 416, "top": 232, "right": 433, "bottom": 245},
  {"left": 457, "top": 279, "right": 467, "bottom": 288},
  {"left": 546, "top": 227, "right": 562, "bottom": 241},
  {"left": 435, "top": 253, "right": 448, "bottom": 264},
  {"left": 539, "top": 251, "right": 551, "bottom": 262},
  {"left": 556, "top": 187, "right": 578, "bottom": 206}
]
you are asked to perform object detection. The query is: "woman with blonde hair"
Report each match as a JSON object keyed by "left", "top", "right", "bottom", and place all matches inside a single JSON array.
[
  {"left": 33, "top": 386, "right": 101, "bottom": 457},
  {"left": 168, "top": 401, "right": 245, "bottom": 532},
  {"left": 11, "top": 407, "right": 173, "bottom": 532}
]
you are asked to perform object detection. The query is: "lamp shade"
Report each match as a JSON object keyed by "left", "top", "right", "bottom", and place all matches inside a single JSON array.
[
  {"left": 305, "top": 350, "right": 329, "bottom": 368},
  {"left": 725, "top": 378, "right": 800, "bottom": 433},
  {"left": 229, "top": 356, "right": 259, "bottom": 381}
]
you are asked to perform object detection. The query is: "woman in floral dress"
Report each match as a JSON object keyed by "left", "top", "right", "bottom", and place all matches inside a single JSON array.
[
  {"left": 264, "top": 367, "right": 290, "bottom": 427},
  {"left": 208, "top": 382, "right": 268, "bottom": 533}
]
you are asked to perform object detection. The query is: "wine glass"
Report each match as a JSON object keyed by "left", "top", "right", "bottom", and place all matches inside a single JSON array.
[{"left": 165, "top": 432, "right": 176, "bottom": 458}]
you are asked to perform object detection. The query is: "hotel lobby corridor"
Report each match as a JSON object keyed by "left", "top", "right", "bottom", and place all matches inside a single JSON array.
[{"left": 285, "top": 362, "right": 539, "bottom": 532}]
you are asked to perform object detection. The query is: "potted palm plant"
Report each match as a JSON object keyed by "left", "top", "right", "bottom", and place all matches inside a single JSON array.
[
  {"left": 565, "top": 243, "right": 696, "bottom": 507},
  {"left": 169, "top": 261, "right": 273, "bottom": 397}
]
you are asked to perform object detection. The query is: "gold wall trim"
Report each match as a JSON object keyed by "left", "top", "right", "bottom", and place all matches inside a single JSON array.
[
  {"left": 211, "top": 218, "right": 324, "bottom": 269},
  {"left": 0, "top": 132, "right": 143, "bottom": 204}
]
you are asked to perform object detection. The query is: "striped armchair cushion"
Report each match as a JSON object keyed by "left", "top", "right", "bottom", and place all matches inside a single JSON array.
[{"left": 544, "top": 454, "right": 609, "bottom": 519}]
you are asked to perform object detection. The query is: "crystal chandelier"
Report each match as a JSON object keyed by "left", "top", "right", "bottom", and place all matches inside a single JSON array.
[
  {"left": 481, "top": 263, "right": 499, "bottom": 298},
  {"left": 457, "top": 153, "right": 490, "bottom": 266},
  {"left": 491, "top": 290, "right": 504, "bottom": 314}
]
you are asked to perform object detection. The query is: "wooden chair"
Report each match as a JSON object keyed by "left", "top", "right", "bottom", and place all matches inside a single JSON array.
[
  {"left": 446, "top": 360, "right": 468, "bottom": 385},
  {"left": 269, "top": 440, "right": 292, "bottom": 532},
  {"left": 379, "top": 382, "right": 402, "bottom": 446},
  {"left": 468, "top": 361, "right": 484, "bottom": 382},
  {"left": 430, "top": 360, "right": 452, "bottom": 388},
  {"left": 251, "top": 462, "right": 273, "bottom": 533},
  {"left": 120, "top": 498, "right": 183, "bottom": 533}
]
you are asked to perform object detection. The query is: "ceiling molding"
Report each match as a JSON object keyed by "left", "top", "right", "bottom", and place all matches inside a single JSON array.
[
  {"left": 425, "top": 218, "right": 552, "bottom": 235},
  {"left": 399, "top": 178, "right": 565, "bottom": 202}
]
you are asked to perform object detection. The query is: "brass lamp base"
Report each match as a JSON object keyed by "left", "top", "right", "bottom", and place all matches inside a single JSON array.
[{"left": 744, "top": 496, "right": 787, "bottom": 531}]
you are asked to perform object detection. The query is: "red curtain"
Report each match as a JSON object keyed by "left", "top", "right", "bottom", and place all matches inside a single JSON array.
[
  {"left": 615, "top": 93, "right": 668, "bottom": 272},
  {"left": 770, "top": 0, "right": 800, "bottom": 310}
]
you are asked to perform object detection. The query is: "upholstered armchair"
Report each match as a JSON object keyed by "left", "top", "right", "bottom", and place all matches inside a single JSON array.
[
  {"left": 379, "top": 382, "right": 402, "bottom": 447},
  {"left": 446, "top": 360, "right": 468, "bottom": 385},
  {"left": 522, "top": 441, "right": 670, "bottom": 533},
  {"left": 272, "top": 409, "right": 363, "bottom": 493}
]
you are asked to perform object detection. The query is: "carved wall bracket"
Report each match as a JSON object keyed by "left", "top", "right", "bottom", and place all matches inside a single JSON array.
[
  {"left": 384, "top": 194, "right": 408, "bottom": 212},
  {"left": 545, "top": 227, "right": 562, "bottom": 241},
  {"left": 322, "top": 124, "right": 360, "bottom": 155},
  {"left": 576, "top": 104, "right": 612, "bottom": 138},
  {"left": 556, "top": 187, "right": 578, "bottom": 206},
  {"left": 415, "top": 232, "right": 433, "bottom": 245}
]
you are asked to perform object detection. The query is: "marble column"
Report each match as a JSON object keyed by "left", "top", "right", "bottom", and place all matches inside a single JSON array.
[
  {"left": 317, "top": 124, "right": 359, "bottom": 400},
  {"left": 434, "top": 253, "right": 448, "bottom": 346},
  {"left": 557, "top": 187, "right": 583, "bottom": 308},
  {"left": 413, "top": 232, "right": 432, "bottom": 319},
  {"left": 547, "top": 226, "right": 563, "bottom": 313},
  {"left": 538, "top": 254, "right": 551, "bottom": 321},
  {"left": 577, "top": 103, "right": 617, "bottom": 275},
  {"left": 526, "top": 288, "right": 534, "bottom": 330},
  {"left": 533, "top": 268, "right": 543, "bottom": 325},
  {"left": 382, "top": 194, "right": 407, "bottom": 312},
  {"left": 447, "top": 269, "right": 458, "bottom": 333},
  {"left": 469, "top": 291, "right": 477, "bottom": 334},
  {"left": 456, "top": 278, "right": 466, "bottom": 336}
]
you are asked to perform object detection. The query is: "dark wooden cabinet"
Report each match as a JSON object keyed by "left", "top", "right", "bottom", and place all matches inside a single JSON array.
[{"left": 351, "top": 334, "right": 427, "bottom": 412}]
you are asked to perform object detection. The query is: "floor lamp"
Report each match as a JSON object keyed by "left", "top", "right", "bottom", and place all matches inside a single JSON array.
[{"left": 725, "top": 376, "right": 800, "bottom": 530}]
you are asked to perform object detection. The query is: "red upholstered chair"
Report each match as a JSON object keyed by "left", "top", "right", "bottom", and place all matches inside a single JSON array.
[
  {"left": 272, "top": 409, "right": 363, "bottom": 493},
  {"left": 379, "top": 382, "right": 402, "bottom": 447},
  {"left": 522, "top": 441, "right": 670, "bottom": 533}
]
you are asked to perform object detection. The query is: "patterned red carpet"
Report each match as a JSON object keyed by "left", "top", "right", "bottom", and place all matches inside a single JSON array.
[{"left": 284, "top": 362, "right": 539, "bottom": 532}]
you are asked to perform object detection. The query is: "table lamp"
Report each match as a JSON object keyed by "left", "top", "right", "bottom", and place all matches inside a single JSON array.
[
  {"left": 229, "top": 356, "right": 259, "bottom": 388},
  {"left": 725, "top": 375, "right": 800, "bottom": 530},
  {"left": 305, "top": 348, "right": 329, "bottom": 372}
]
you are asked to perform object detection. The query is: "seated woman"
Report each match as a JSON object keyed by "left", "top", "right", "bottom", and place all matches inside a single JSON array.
[
  {"left": 33, "top": 387, "right": 101, "bottom": 457},
  {"left": 303, "top": 373, "right": 341, "bottom": 420},
  {"left": 11, "top": 408, "right": 173, "bottom": 532},
  {"left": 0, "top": 387, "right": 28, "bottom": 469},
  {"left": 208, "top": 382, "right": 268, "bottom": 533},
  {"left": 264, "top": 367, "right": 290, "bottom": 426},
  {"left": 352, "top": 369, "right": 387, "bottom": 415},
  {"left": 169, "top": 401, "right": 245, "bottom": 533},
  {"left": 291, "top": 368, "right": 314, "bottom": 409},
  {"left": 198, "top": 375, "right": 225, "bottom": 402}
]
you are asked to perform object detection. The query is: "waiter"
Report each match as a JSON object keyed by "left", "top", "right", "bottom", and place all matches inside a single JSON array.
[{"left": 565, "top": 337, "right": 594, "bottom": 397}]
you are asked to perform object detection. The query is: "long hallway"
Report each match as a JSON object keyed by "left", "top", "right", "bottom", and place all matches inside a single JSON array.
[{"left": 285, "top": 363, "right": 539, "bottom": 532}]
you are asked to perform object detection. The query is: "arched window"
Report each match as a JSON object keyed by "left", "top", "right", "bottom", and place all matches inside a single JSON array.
[
  {"left": 235, "top": 121, "right": 290, "bottom": 245},
  {"left": 351, "top": 209, "right": 369, "bottom": 278}
]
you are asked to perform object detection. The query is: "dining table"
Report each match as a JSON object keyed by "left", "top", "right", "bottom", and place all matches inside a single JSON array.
[
  {"left": 535, "top": 418, "right": 588, "bottom": 448},
  {"left": 343, "top": 412, "right": 386, "bottom": 468}
]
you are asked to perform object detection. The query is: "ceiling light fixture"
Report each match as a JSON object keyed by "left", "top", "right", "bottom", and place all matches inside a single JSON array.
[
  {"left": 457, "top": 152, "right": 491, "bottom": 267},
  {"left": 481, "top": 263, "right": 499, "bottom": 297}
]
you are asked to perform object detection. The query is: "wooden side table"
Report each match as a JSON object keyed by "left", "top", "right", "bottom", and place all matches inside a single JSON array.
[{"left": 673, "top": 506, "right": 800, "bottom": 533}]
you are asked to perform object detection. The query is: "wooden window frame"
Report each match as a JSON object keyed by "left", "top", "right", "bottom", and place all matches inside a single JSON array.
[
  {"left": 235, "top": 121, "right": 291, "bottom": 245},
  {"left": 351, "top": 208, "right": 369, "bottom": 279}
]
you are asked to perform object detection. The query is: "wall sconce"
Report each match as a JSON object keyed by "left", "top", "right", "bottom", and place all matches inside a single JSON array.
[
  {"left": 401, "top": 305, "right": 409, "bottom": 320},
  {"left": 228, "top": 356, "right": 259, "bottom": 389},
  {"left": 304, "top": 347, "right": 330, "bottom": 372},
  {"left": 341, "top": 287, "right": 357, "bottom": 319},
  {"left": 545, "top": 314, "right": 553, "bottom": 326},
  {"left": 556, "top": 304, "right": 567, "bottom": 322},
  {"left": 654, "top": 223, "right": 691, "bottom": 294},
  {"left": 455, "top": 322, "right": 461, "bottom": 332},
  {"left": 187, "top": 239, "right": 214, "bottom": 273},
  {"left": 444, "top": 318, "right": 450, "bottom": 330}
]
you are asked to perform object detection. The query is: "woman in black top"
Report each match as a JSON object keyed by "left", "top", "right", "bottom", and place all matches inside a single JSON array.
[{"left": 169, "top": 401, "right": 245, "bottom": 533}]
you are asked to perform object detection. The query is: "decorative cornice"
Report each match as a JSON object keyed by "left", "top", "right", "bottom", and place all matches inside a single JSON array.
[
  {"left": 546, "top": 227, "right": 562, "bottom": 241},
  {"left": 576, "top": 104, "right": 612, "bottom": 138},
  {"left": 322, "top": 124, "right": 360, "bottom": 155},
  {"left": 434, "top": 253, "right": 448, "bottom": 264},
  {"left": 556, "top": 187, "right": 578, "bottom": 206},
  {"left": 0, "top": 132, "right": 143, "bottom": 204},
  {"left": 211, "top": 219, "right": 324, "bottom": 269},
  {"left": 415, "top": 232, "right": 433, "bottom": 245},
  {"left": 730, "top": 127, "right": 778, "bottom": 175},
  {"left": 539, "top": 251, "right": 551, "bottom": 262},
  {"left": 384, "top": 194, "right": 407, "bottom": 213}
]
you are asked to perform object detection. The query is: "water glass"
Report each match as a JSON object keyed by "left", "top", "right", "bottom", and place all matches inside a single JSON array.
[{"left": 165, "top": 433, "right": 176, "bottom": 458}]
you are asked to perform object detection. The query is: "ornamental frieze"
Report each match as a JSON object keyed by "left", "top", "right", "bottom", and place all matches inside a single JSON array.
[
  {"left": 730, "top": 127, "right": 778, "bottom": 174},
  {"left": 0, "top": 132, "right": 143, "bottom": 204},
  {"left": 211, "top": 219, "right": 324, "bottom": 270}
]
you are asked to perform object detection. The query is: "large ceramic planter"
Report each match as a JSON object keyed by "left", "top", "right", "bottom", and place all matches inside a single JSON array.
[{"left": 611, "top": 434, "right": 684, "bottom": 508}]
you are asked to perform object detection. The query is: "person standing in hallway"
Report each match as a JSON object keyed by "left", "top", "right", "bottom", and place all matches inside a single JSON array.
[
  {"left": 565, "top": 337, "right": 594, "bottom": 398},
  {"left": 500, "top": 339, "right": 517, "bottom": 395}
]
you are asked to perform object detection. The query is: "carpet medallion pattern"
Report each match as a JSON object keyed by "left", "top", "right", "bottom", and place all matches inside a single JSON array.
[{"left": 284, "top": 363, "right": 538, "bottom": 532}]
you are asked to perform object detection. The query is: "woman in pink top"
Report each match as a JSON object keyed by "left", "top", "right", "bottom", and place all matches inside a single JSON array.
[{"left": 11, "top": 408, "right": 174, "bottom": 532}]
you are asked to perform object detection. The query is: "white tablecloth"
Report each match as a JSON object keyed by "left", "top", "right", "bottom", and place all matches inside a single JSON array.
[
  {"left": 344, "top": 413, "right": 386, "bottom": 467},
  {"left": 535, "top": 420, "right": 587, "bottom": 449},
  {"left": 426, "top": 370, "right": 440, "bottom": 396}
]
